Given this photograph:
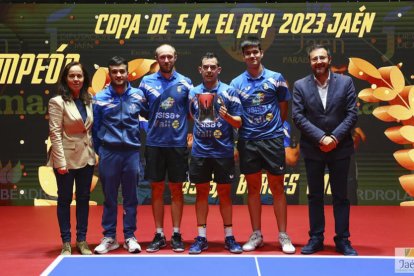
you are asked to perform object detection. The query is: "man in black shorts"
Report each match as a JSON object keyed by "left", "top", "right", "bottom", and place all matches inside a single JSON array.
[
  {"left": 188, "top": 52, "right": 243, "bottom": 254},
  {"left": 230, "top": 37, "right": 295, "bottom": 254},
  {"left": 139, "top": 44, "right": 193, "bottom": 252}
]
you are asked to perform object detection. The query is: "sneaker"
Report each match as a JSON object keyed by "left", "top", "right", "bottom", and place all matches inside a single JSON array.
[
  {"left": 123, "top": 237, "right": 141, "bottom": 253},
  {"left": 76, "top": 241, "right": 92, "bottom": 255},
  {"left": 171, "top": 232, "right": 185, "bottom": 252},
  {"left": 146, "top": 233, "right": 167, "bottom": 253},
  {"left": 224, "top": 236, "right": 242, "bottom": 254},
  {"left": 242, "top": 232, "right": 264, "bottom": 251},
  {"left": 61, "top": 242, "right": 71, "bottom": 255},
  {"left": 278, "top": 233, "right": 296, "bottom": 254},
  {"left": 189, "top": 236, "right": 208, "bottom": 254},
  {"left": 94, "top": 237, "right": 119, "bottom": 254}
]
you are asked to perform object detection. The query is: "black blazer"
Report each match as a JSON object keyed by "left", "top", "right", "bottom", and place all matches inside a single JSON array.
[{"left": 292, "top": 72, "right": 357, "bottom": 160}]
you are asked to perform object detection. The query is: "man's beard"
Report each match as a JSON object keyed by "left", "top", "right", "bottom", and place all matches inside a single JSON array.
[
  {"left": 160, "top": 64, "right": 173, "bottom": 73},
  {"left": 314, "top": 65, "right": 329, "bottom": 76},
  {"left": 111, "top": 80, "right": 126, "bottom": 90}
]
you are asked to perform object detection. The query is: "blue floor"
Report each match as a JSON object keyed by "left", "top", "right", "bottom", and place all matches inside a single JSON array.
[{"left": 42, "top": 255, "right": 401, "bottom": 276}]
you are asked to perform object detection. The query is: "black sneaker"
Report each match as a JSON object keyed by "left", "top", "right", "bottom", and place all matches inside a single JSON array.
[
  {"left": 146, "top": 233, "right": 167, "bottom": 253},
  {"left": 171, "top": 232, "right": 185, "bottom": 252}
]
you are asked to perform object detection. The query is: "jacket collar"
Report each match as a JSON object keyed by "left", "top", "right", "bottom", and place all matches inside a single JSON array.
[{"left": 108, "top": 82, "right": 132, "bottom": 97}]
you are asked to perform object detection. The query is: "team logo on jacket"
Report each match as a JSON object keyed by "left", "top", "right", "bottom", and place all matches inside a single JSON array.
[
  {"left": 213, "top": 130, "right": 222, "bottom": 138},
  {"left": 265, "top": 113, "right": 274, "bottom": 121},
  {"left": 177, "top": 86, "right": 182, "bottom": 93},
  {"left": 252, "top": 92, "right": 265, "bottom": 105},
  {"left": 172, "top": 120, "right": 179, "bottom": 129},
  {"left": 160, "top": 97, "right": 175, "bottom": 110},
  {"left": 263, "top": 83, "right": 269, "bottom": 90},
  {"left": 128, "top": 103, "right": 137, "bottom": 113}
]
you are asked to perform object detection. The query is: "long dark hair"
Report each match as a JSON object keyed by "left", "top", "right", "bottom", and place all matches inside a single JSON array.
[{"left": 57, "top": 61, "right": 91, "bottom": 104}]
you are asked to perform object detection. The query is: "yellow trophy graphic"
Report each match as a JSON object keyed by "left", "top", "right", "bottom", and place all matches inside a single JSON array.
[
  {"left": 89, "top": 58, "right": 159, "bottom": 94},
  {"left": 348, "top": 58, "right": 414, "bottom": 206}
]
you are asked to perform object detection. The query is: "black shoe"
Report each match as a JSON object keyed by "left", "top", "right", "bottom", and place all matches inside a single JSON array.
[
  {"left": 335, "top": 238, "right": 358, "bottom": 256},
  {"left": 146, "top": 233, "right": 167, "bottom": 253},
  {"left": 301, "top": 238, "right": 324, "bottom": 254},
  {"left": 171, "top": 232, "right": 185, "bottom": 252}
]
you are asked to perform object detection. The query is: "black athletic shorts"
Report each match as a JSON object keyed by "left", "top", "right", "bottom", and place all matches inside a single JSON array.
[
  {"left": 145, "top": 146, "right": 189, "bottom": 182},
  {"left": 189, "top": 156, "right": 235, "bottom": 184},
  {"left": 237, "top": 136, "right": 285, "bottom": 175}
]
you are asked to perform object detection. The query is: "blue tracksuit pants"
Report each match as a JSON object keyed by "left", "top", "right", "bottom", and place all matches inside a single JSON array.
[{"left": 99, "top": 146, "right": 139, "bottom": 239}]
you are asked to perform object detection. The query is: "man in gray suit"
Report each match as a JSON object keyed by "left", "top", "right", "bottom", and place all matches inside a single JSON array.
[{"left": 292, "top": 45, "right": 358, "bottom": 256}]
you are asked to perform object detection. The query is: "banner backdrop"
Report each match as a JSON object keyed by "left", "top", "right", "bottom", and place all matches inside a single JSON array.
[{"left": 1, "top": 3, "right": 413, "bottom": 206}]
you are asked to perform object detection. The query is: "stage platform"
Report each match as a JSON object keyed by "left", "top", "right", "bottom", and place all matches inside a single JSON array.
[
  {"left": 43, "top": 255, "right": 402, "bottom": 276},
  {"left": 0, "top": 205, "right": 413, "bottom": 275}
]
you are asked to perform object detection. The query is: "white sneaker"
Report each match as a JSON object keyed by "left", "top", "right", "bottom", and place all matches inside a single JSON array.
[
  {"left": 94, "top": 237, "right": 119, "bottom": 254},
  {"left": 123, "top": 237, "right": 141, "bottom": 253},
  {"left": 279, "top": 232, "right": 295, "bottom": 254},
  {"left": 242, "top": 232, "right": 264, "bottom": 251}
]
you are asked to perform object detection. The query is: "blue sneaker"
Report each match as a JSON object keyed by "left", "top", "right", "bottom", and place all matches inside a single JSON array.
[
  {"left": 189, "top": 236, "right": 208, "bottom": 254},
  {"left": 225, "top": 236, "right": 243, "bottom": 254}
]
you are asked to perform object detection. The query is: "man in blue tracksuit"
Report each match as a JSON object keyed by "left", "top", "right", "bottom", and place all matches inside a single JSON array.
[{"left": 92, "top": 56, "right": 147, "bottom": 254}]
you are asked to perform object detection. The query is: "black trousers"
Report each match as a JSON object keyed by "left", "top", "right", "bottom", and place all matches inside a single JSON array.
[
  {"left": 304, "top": 157, "right": 351, "bottom": 240},
  {"left": 54, "top": 165, "right": 94, "bottom": 243}
]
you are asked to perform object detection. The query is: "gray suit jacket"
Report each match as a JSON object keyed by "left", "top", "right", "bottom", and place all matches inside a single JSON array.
[
  {"left": 292, "top": 72, "right": 357, "bottom": 160},
  {"left": 47, "top": 95, "right": 95, "bottom": 169}
]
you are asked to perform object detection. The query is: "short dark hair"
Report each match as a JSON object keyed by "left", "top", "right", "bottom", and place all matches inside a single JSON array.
[
  {"left": 240, "top": 36, "right": 262, "bottom": 53},
  {"left": 108, "top": 56, "right": 128, "bottom": 71},
  {"left": 200, "top": 52, "right": 220, "bottom": 67},
  {"left": 307, "top": 44, "right": 331, "bottom": 58},
  {"left": 57, "top": 61, "right": 91, "bottom": 104}
]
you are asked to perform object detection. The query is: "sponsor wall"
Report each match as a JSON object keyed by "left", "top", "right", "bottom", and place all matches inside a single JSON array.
[{"left": 1, "top": 2, "right": 413, "bottom": 206}]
